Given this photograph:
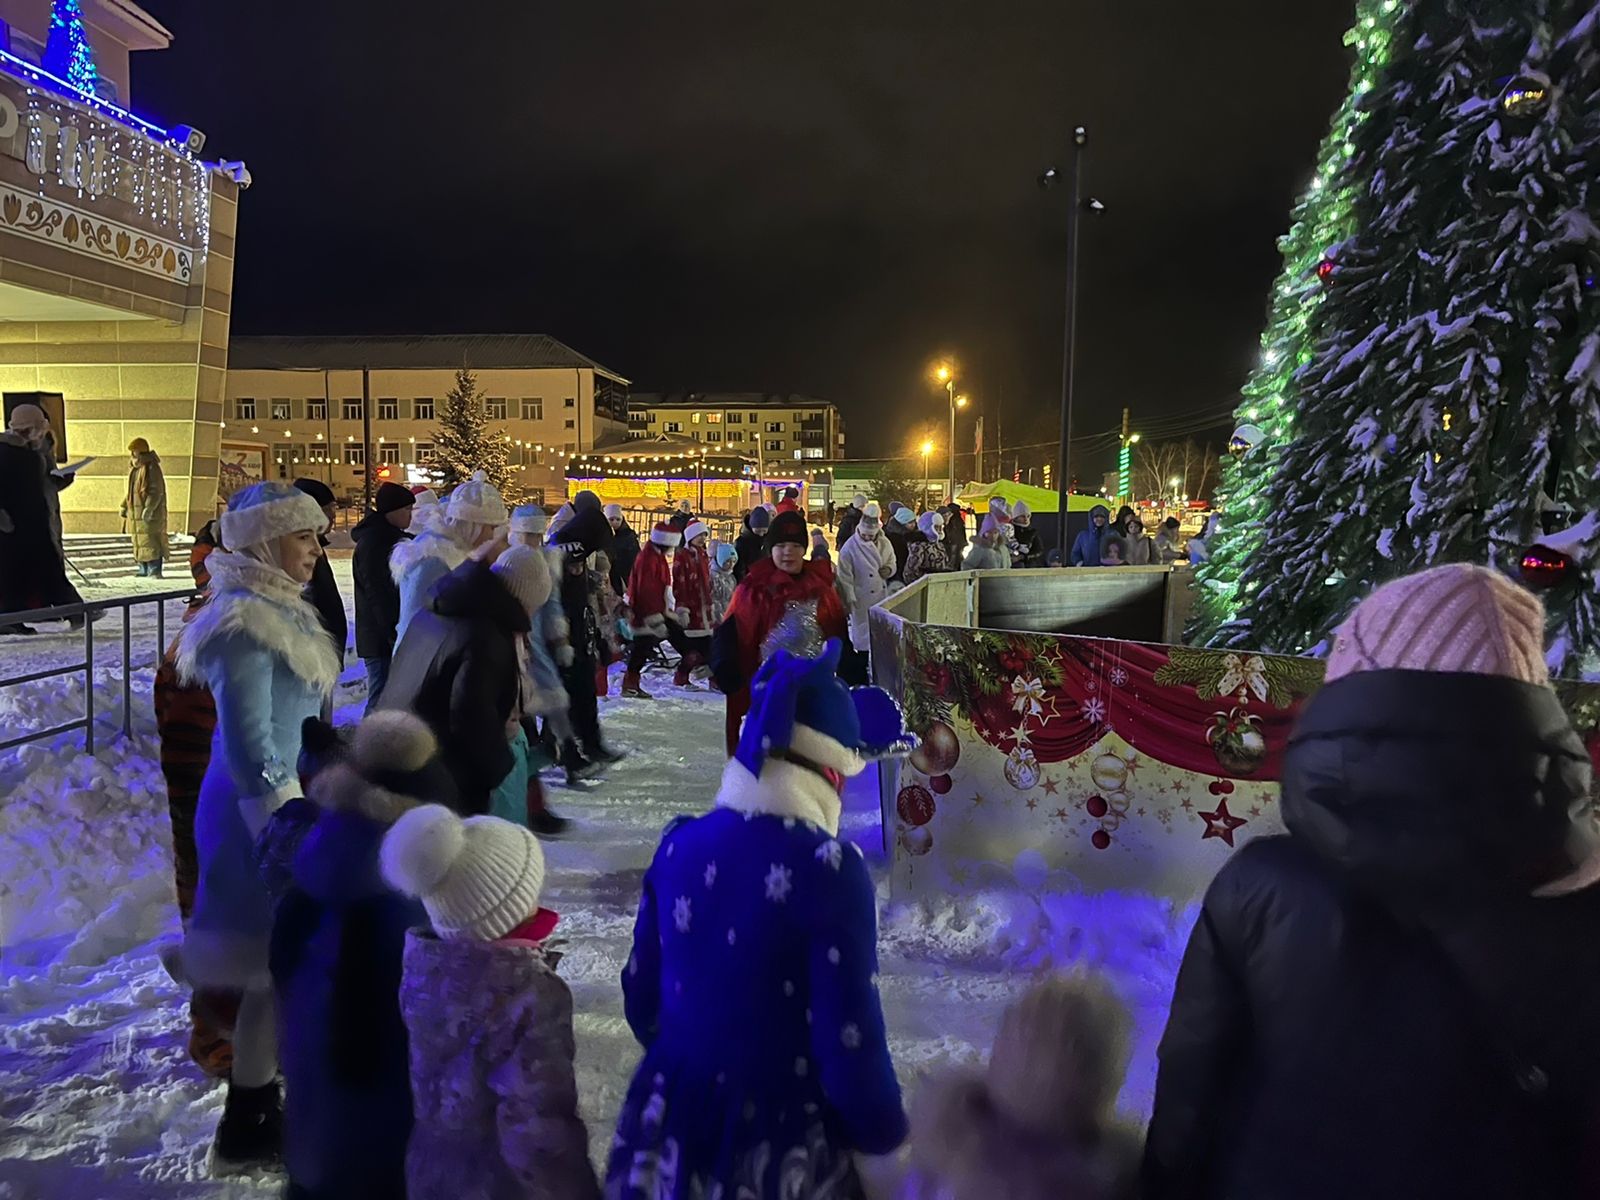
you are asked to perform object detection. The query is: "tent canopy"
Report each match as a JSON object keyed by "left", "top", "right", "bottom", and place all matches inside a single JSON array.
[{"left": 955, "top": 480, "right": 1108, "bottom": 514}]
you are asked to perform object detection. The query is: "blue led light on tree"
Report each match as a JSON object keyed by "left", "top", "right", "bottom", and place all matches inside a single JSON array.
[{"left": 42, "top": 0, "right": 97, "bottom": 97}]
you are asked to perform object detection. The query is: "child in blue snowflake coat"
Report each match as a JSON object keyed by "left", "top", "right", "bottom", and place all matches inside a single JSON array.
[{"left": 609, "top": 640, "right": 914, "bottom": 1200}]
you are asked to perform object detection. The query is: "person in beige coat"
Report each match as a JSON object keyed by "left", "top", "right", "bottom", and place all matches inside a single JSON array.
[
  {"left": 123, "top": 437, "right": 168, "bottom": 576},
  {"left": 381, "top": 804, "right": 599, "bottom": 1200}
]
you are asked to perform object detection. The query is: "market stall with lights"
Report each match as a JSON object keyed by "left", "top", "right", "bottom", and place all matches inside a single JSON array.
[{"left": 564, "top": 434, "right": 831, "bottom": 514}]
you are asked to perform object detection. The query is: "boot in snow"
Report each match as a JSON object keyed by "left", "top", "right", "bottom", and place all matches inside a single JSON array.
[
  {"left": 211, "top": 1079, "right": 283, "bottom": 1175},
  {"left": 621, "top": 670, "right": 652, "bottom": 699},
  {"left": 561, "top": 742, "right": 602, "bottom": 786},
  {"left": 587, "top": 743, "right": 626, "bottom": 765},
  {"left": 526, "top": 776, "right": 571, "bottom": 838}
]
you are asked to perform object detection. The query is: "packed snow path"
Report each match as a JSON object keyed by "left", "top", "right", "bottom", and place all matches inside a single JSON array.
[{"left": 0, "top": 563, "right": 1196, "bottom": 1197}]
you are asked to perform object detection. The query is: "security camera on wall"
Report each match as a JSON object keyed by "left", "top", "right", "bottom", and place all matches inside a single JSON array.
[{"left": 169, "top": 124, "right": 206, "bottom": 155}]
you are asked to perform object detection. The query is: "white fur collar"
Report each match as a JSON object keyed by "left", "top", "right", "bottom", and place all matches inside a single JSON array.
[
  {"left": 390, "top": 528, "right": 469, "bottom": 585},
  {"left": 177, "top": 567, "right": 341, "bottom": 694},
  {"left": 714, "top": 757, "right": 843, "bottom": 837}
]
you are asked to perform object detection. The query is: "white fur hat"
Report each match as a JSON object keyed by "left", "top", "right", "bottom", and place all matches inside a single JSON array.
[
  {"left": 493, "top": 544, "right": 553, "bottom": 616},
  {"left": 684, "top": 519, "right": 709, "bottom": 544},
  {"left": 381, "top": 805, "right": 546, "bottom": 941},
  {"left": 510, "top": 504, "right": 548, "bottom": 536},
  {"left": 446, "top": 471, "right": 508, "bottom": 527},
  {"left": 220, "top": 481, "right": 329, "bottom": 551},
  {"left": 859, "top": 501, "right": 883, "bottom": 533}
]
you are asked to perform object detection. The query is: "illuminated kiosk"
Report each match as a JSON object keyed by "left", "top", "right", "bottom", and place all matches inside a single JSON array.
[
  {"left": 868, "top": 568, "right": 1600, "bottom": 901},
  {"left": 565, "top": 433, "right": 815, "bottom": 514}
]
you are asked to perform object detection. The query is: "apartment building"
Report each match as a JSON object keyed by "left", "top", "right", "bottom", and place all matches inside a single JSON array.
[
  {"left": 226, "top": 334, "right": 630, "bottom": 505},
  {"left": 625, "top": 392, "right": 846, "bottom": 464}
]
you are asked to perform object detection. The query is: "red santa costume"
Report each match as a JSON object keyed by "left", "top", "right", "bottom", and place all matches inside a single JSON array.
[
  {"left": 672, "top": 520, "right": 716, "bottom": 686},
  {"left": 623, "top": 522, "right": 693, "bottom": 698}
]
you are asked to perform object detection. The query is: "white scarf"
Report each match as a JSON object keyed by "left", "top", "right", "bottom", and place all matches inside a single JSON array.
[{"left": 177, "top": 549, "right": 342, "bottom": 694}]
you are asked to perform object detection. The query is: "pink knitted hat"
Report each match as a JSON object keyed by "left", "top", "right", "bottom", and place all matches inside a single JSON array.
[{"left": 1324, "top": 563, "right": 1547, "bottom": 685}]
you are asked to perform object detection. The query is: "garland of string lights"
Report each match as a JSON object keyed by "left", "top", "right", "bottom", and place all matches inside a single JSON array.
[{"left": 1187, "top": 0, "right": 1400, "bottom": 646}]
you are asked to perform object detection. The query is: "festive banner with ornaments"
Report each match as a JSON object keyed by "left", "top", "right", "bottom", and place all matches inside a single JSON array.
[{"left": 871, "top": 611, "right": 1600, "bottom": 901}]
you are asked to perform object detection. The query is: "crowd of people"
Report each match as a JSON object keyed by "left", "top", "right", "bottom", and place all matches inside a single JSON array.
[{"left": 117, "top": 472, "right": 1600, "bottom": 1200}]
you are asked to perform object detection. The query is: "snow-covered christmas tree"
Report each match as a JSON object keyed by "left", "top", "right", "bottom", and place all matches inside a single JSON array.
[
  {"left": 433, "top": 367, "right": 515, "bottom": 494},
  {"left": 43, "top": 0, "right": 97, "bottom": 96},
  {"left": 1188, "top": 0, "right": 1402, "bottom": 646},
  {"left": 1205, "top": 0, "right": 1600, "bottom": 677}
]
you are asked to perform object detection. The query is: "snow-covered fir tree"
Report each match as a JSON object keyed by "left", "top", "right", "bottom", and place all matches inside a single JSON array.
[
  {"left": 432, "top": 367, "right": 515, "bottom": 494},
  {"left": 1188, "top": 0, "right": 1401, "bottom": 646},
  {"left": 43, "top": 0, "right": 97, "bottom": 95},
  {"left": 1218, "top": 0, "right": 1600, "bottom": 677}
]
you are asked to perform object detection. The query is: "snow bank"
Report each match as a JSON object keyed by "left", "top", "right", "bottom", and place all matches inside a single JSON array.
[{"left": 0, "top": 671, "right": 180, "bottom": 979}]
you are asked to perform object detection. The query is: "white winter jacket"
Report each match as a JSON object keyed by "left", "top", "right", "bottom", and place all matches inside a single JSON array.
[{"left": 836, "top": 532, "right": 896, "bottom": 651}]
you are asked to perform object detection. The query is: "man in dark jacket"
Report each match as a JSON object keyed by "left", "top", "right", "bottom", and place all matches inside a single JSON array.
[
  {"left": 884, "top": 506, "right": 913, "bottom": 585},
  {"left": 1145, "top": 564, "right": 1600, "bottom": 1200},
  {"left": 733, "top": 507, "right": 770, "bottom": 584},
  {"left": 293, "top": 479, "right": 348, "bottom": 666},
  {"left": 605, "top": 503, "right": 641, "bottom": 597},
  {"left": 378, "top": 550, "right": 525, "bottom": 815},
  {"left": 835, "top": 493, "right": 866, "bottom": 551},
  {"left": 668, "top": 498, "right": 694, "bottom": 533},
  {"left": 0, "top": 409, "right": 74, "bottom": 634},
  {"left": 351, "top": 482, "right": 415, "bottom": 712},
  {"left": 551, "top": 499, "right": 621, "bottom": 771}
]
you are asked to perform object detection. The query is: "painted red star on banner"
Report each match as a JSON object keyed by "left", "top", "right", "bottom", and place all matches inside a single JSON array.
[
  {"left": 1042, "top": 776, "right": 1059, "bottom": 795},
  {"left": 1199, "top": 798, "right": 1247, "bottom": 847}
]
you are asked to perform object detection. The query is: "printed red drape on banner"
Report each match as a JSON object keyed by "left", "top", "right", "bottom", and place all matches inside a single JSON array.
[{"left": 965, "top": 638, "right": 1305, "bottom": 780}]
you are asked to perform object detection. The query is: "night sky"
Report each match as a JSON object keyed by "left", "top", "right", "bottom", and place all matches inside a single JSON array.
[{"left": 134, "top": 1, "right": 1354, "bottom": 475}]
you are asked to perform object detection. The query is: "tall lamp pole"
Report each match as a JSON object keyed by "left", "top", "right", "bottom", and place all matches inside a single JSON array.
[
  {"left": 920, "top": 440, "right": 933, "bottom": 508},
  {"left": 1041, "top": 126, "right": 1102, "bottom": 562}
]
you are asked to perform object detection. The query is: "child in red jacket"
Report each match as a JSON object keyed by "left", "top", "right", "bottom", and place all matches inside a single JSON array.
[
  {"left": 622, "top": 522, "right": 695, "bottom": 698},
  {"left": 671, "top": 519, "right": 716, "bottom": 687}
]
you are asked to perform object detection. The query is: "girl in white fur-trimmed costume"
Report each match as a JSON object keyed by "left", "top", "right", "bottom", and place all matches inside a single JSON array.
[
  {"left": 391, "top": 470, "right": 507, "bottom": 643},
  {"left": 608, "top": 640, "right": 915, "bottom": 1200},
  {"left": 173, "top": 480, "right": 342, "bottom": 1173}
]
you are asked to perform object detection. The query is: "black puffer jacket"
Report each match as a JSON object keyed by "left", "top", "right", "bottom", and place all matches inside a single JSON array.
[
  {"left": 1145, "top": 671, "right": 1600, "bottom": 1200},
  {"left": 377, "top": 560, "right": 528, "bottom": 815},
  {"left": 609, "top": 520, "right": 641, "bottom": 597},
  {"left": 733, "top": 516, "right": 767, "bottom": 584},
  {"left": 351, "top": 512, "right": 411, "bottom": 659}
]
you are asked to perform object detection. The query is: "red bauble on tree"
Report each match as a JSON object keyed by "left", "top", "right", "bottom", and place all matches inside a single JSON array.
[
  {"left": 1520, "top": 545, "right": 1573, "bottom": 590},
  {"left": 1085, "top": 795, "right": 1109, "bottom": 819},
  {"left": 1316, "top": 257, "right": 1336, "bottom": 285},
  {"left": 897, "top": 785, "right": 936, "bottom": 827}
]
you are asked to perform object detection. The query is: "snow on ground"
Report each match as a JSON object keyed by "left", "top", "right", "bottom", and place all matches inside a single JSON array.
[{"left": 0, "top": 560, "right": 1194, "bottom": 1197}]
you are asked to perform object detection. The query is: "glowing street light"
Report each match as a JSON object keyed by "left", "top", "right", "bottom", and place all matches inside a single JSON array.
[
  {"left": 930, "top": 360, "right": 965, "bottom": 502},
  {"left": 920, "top": 439, "right": 934, "bottom": 503}
]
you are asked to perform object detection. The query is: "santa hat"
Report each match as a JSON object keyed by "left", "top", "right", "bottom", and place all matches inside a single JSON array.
[
  {"left": 731, "top": 641, "right": 916, "bottom": 783},
  {"left": 446, "top": 471, "right": 508, "bottom": 527},
  {"left": 220, "top": 481, "right": 329, "bottom": 552},
  {"left": 651, "top": 521, "right": 682, "bottom": 547},
  {"left": 684, "top": 519, "right": 709, "bottom": 544},
  {"left": 410, "top": 485, "right": 439, "bottom": 506},
  {"left": 382, "top": 806, "right": 546, "bottom": 942}
]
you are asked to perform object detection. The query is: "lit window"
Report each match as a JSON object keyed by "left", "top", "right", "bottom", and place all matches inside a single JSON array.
[
  {"left": 692, "top": 412, "right": 701, "bottom": 424},
  {"left": 706, "top": 412, "right": 722, "bottom": 423}
]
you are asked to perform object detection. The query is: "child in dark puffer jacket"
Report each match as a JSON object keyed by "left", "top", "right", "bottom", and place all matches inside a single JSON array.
[
  {"left": 267, "top": 711, "right": 458, "bottom": 1200},
  {"left": 900, "top": 974, "right": 1140, "bottom": 1200}
]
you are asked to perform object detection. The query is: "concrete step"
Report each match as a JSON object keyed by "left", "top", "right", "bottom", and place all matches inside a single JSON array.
[{"left": 62, "top": 535, "right": 193, "bottom": 580}]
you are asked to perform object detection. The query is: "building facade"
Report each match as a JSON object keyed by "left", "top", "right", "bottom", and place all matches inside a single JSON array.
[
  {"left": 226, "top": 334, "right": 630, "bottom": 506},
  {"left": 625, "top": 392, "right": 846, "bottom": 464},
  {"left": 0, "top": 0, "right": 246, "bottom": 536}
]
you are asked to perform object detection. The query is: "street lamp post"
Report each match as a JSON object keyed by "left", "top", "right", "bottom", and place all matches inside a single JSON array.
[
  {"left": 1040, "top": 126, "right": 1102, "bottom": 563},
  {"left": 920, "top": 440, "right": 934, "bottom": 508}
]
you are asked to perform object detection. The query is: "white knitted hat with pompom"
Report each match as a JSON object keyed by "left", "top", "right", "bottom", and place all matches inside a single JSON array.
[{"left": 380, "top": 805, "right": 546, "bottom": 940}]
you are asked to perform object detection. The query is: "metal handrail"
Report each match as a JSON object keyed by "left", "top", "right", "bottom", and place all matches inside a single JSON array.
[{"left": 0, "top": 588, "right": 197, "bottom": 755}]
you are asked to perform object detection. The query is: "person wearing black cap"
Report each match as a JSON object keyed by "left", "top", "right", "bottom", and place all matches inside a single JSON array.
[
  {"left": 549, "top": 491, "right": 622, "bottom": 772},
  {"left": 352, "top": 482, "right": 416, "bottom": 712},
  {"left": 733, "top": 506, "right": 770, "bottom": 583},
  {"left": 293, "top": 479, "right": 347, "bottom": 671}
]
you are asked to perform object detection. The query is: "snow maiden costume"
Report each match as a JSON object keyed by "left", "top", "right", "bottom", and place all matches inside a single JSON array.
[
  {"left": 174, "top": 481, "right": 342, "bottom": 1171},
  {"left": 391, "top": 470, "right": 507, "bottom": 642},
  {"left": 609, "top": 641, "right": 915, "bottom": 1200}
]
